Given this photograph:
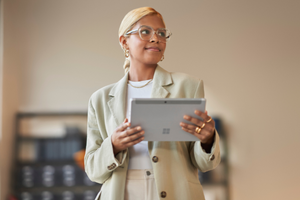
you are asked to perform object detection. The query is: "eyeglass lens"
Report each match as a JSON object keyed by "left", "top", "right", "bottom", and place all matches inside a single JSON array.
[{"left": 139, "top": 26, "right": 169, "bottom": 42}]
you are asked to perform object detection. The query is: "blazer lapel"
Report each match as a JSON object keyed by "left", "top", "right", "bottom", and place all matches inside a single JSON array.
[
  {"left": 107, "top": 72, "right": 129, "bottom": 127},
  {"left": 107, "top": 65, "right": 173, "bottom": 127},
  {"left": 151, "top": 65, "right": 173, "bottom": 98}
]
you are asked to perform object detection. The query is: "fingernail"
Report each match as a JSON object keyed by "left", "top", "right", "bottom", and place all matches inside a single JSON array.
[
  {"left": 183, "top": 115, "right": 188, "bottom": 119},
  {"left": 136, "top": 126, "right": 141, "bottom": 130},
  {"left": 195, "top": 110, "right": 200, "bottom": 114}
]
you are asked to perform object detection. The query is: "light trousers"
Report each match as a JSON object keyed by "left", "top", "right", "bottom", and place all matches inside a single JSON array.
[{"left": 125, "top": 169, "right": 160, "bottom": 200}]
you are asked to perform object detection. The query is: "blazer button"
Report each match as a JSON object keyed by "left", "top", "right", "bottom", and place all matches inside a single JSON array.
[
  {"left": 152, "top": 156, "right": 158, "bottom": 163},
  {"left": 210, "top": 154, "right": 215, "bottom": 161},
  {"left": 161, "top": 191, "right": 167, "bottom": 198}
]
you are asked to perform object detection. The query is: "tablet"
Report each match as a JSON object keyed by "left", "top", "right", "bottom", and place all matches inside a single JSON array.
[{"left": 130, "top": 98, "right": 206, "bottom": 141}]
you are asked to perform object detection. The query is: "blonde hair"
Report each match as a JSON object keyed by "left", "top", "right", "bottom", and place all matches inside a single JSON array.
[{"left": 118, "top": 7, "right": 165, "bottom": 73}]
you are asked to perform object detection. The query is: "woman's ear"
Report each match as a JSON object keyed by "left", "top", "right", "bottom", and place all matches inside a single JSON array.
[{"left": 119, "top": 35, "right": 128, "bottom": 50}]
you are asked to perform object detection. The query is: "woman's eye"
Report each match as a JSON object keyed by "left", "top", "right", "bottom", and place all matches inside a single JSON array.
[
  {"left": 158, "top": 31, "right": 166, "bottom": 37},
  {"left": 140, "top": 29, "right": 151, "bottom": 35}
]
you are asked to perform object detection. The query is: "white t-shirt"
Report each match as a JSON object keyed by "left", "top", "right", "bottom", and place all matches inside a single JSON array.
[{"left": 126, "top": 79, "right": 153, "bottom": 169}]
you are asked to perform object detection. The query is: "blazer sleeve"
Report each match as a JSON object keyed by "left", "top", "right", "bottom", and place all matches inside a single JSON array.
[
  {"left": 84, "top": 96, "right": 128, "bottom": 184},
  {"left": 189, "top": 80, "right": 221, "bottom": 172}
]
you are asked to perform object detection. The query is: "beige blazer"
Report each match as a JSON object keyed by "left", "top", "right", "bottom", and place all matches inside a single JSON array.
[{"left": 84, "top": 66, "right": 221, "bottom": 200}]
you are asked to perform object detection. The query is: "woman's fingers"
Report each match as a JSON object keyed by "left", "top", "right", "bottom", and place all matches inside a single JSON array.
[
  {"left": 183, "top": 110, "right": 214, "bottom": 127},
  {"left": 120, "top": 126, "right": 141, "bottom": 137},
  {"left": 116, "top": 122, "right": 130, "bottom": 133},
  {"left": 181, "top": 126, "right": 206, "bottom": 140},
  {"left": 181, "top": 110, "right": 215, "bottom": 143},
  {"left": 180, "top": 122, "right": 207, "bottom": 135},
  {"left": 181, "top": 126, "right": 196, "bottom": 135},
  {"left": 124, "top": 130, "right": 145, "bottom": 143},
  {"left": 180, "top": 120, "right": 214, "bottom": 134},
  {"left": 126, "top": 135, "right": 145, "bottom": 147},
  {"left": 194, "top": 110, "right": 211, "bottom": 122},
  {"left": 112, "top": 119, "right": 146, "bottom": 154},
  {"left": 183, "top": 115, "right": 205, "bottom": 127},
  {"left": 117, "top": 125, "right": 145, "bottom": 144},
  {"left": 180, "top": 122, "right": 198, "bottom": 131},
  {"left": 183, "top": 110, "right": 208, "bottom": 125}
]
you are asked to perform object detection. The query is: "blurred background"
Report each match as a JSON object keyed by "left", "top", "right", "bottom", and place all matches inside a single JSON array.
[{"left": 0, "top": 0, "right": 299, "bottom": 199}]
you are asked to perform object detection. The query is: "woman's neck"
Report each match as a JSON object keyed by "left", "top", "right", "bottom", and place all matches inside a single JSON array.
[{"left": 128, "top": 63, "right": 157, "bottom": 81}]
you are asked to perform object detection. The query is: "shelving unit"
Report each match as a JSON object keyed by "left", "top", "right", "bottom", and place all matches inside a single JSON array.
[{"left": 11, "top": 112, "right": 100, "bottom": 200}]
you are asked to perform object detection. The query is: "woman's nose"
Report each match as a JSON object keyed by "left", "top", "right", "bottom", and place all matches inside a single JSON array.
[{"left": 150, "top": 32, "right": 159, "bottom": 43}]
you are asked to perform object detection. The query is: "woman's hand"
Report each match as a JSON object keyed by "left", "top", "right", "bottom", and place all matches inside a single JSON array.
[
  {"left": 180, "top": 110, "right": 215, "bottom": 151},
  {"left": 111, "top": 118, "right": 145, "bottom": 155}
]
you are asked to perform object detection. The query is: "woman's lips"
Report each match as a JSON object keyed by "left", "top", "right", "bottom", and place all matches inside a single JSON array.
[{"left": 145, "top": 47, "right": 160, "bottom": 52}]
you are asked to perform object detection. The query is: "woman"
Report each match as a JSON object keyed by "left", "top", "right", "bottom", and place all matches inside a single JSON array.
[{"left": 84, "top": 7, "right": 220, "bottom": 200}]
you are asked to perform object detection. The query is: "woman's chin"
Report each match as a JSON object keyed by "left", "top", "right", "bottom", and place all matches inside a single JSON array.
[
  {"left": 145, "top": 58, "right": 161, "bottom": 65},
  {"left": 146, "top": 62, "right": 160, "bottom": 67}
]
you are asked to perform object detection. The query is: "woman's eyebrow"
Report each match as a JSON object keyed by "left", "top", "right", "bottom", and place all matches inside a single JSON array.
[{"left": 139, "top": 25, "right": 166, "bottom": 29}]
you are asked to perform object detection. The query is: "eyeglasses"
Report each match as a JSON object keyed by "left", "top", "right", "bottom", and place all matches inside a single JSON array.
[{"left": 126, "top": 25, "right": 172, "bottom": 43}]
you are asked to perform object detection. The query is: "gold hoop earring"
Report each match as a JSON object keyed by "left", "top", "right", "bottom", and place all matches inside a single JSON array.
[
  {"left": 125, "top": 49, "right": 129, "bottom": 58},
  {"left": 161, "top": 55, "right": 164, "bottom": 61}
]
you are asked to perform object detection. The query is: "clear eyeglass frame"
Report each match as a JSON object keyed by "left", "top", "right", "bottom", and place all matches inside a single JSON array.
[{"left": 126, "top": 25, "right": 172, "bottom": 43}]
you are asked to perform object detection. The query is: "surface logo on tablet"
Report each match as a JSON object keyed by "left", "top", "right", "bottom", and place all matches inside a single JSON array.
[{"left": 162, "top": 128, "right": 170, "bottom": 134}]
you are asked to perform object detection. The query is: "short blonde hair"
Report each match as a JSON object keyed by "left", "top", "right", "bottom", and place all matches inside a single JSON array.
[{"left": 118, "top": 7, "right": 165, "bottom": 73}]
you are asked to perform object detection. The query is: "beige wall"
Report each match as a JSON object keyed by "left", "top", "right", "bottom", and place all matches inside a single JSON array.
[
  {"left": 0, "top": 0, "right": 3, "bottom": 198},
  {"left": 2, "top": 1, "right": 21, "bottom": 199},
  {"left": 0, "top": 0, "right": 2, "bottom": 140},
  {"left": 1, "top": 0, "right": 300, "bottom": 199}
]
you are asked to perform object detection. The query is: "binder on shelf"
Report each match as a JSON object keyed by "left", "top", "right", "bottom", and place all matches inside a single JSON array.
[
  {"left": 62, "top": 165, "right": 76, "bottom": 187},
  {"left": 41, "top": 191, "right": 55, "bottom": 200},
  {"left": 21, "top": 166, "right": 35, "bottom": 188},
  {"left": 42, "top": 165, "right": 56, "bottom": 187},
  {"left": 36, "top": 139, "right": 45, "bottom": 161},
  {"left": 62, "top": 191, "right": 75, "bottom": 200},
  {"left": 18, "top": 141, "right": 36, "bottom": 162},
  {"left": 83, "top": 190, "right": 97, "bottom": 200}
]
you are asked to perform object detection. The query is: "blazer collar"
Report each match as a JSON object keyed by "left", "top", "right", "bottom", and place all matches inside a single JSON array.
[
  {"left": 150, "top": 65, "right": 173, "bottom": 98},
  {"left": 108, "top": 65, "right": 173, "bottom": 126}
]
